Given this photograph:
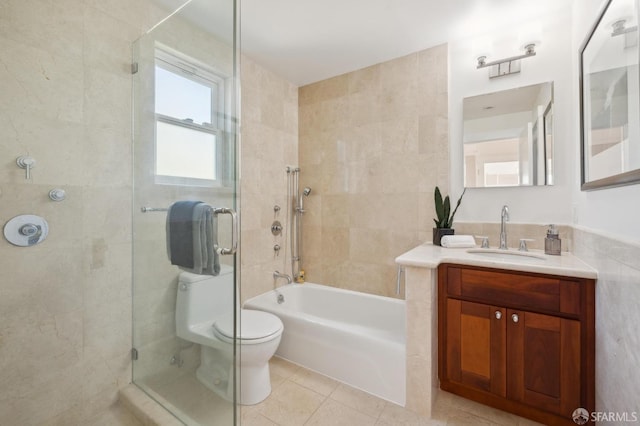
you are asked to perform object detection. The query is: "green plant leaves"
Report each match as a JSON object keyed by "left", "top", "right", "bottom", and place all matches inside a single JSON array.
[
  {"left": 443, "top": 196, "right": 451, "bottom": 227},
  {"left": 433, "top": 186, "right": 465, "bottom": 229},
  {"left": 434, "top": 186, "right": 445, "bottom": 227},
  {"left": 448, "top": 187, "right": 466, "bottom": 228}
]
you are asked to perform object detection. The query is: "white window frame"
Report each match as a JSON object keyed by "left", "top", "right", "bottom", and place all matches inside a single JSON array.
[
  {"left": 483, "top": 160, "right": 520, "bottom": 187},
  {"left": 154, "top": 47, "right": 227, "bottom": 187}
]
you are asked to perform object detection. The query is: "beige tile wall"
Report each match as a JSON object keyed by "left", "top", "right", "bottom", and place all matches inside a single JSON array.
[
  {"left": 240, "top": 56, "right": 299, "bottom": 303},
  {"left": 0, "top": 0, "right": 166, "bottom": 423},
  {"left": 298, "top": 45, "right": 449, "bottom": 298},
  {"left": 572, "top": 228, "right": 640, "bottom": 417}
]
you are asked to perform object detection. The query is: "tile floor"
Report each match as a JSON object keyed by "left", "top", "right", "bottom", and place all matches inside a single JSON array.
[
  {"left": 132, "top": 356, "right": 543, "bottom": 426},
  {"left": 241, "top": 357, "right": 543, "bottom": 426}
]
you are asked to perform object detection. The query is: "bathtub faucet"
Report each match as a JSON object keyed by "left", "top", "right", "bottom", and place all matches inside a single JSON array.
[
  {"left": 273, "top": 271, "right": 293, "bottom": 285},
  {"left": 273, "top": 271, "right": 291, "bottom": 304}
]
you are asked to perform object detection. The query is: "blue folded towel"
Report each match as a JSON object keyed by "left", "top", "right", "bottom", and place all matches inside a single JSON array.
[{"left": 166, "top": 201, "right": 220, "bottom": 275}]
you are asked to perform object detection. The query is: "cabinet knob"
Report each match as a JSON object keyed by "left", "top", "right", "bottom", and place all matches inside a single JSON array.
[
  {"left": 495, "top": 311, "right": 502, "bottom": 320},
  {"left": 511, "top": 313, "right": 520, "bottom": 323}
]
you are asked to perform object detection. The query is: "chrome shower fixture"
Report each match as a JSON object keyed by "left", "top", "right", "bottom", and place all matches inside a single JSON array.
[
  {"left": 285, "top": 168, "right": 311, "bottom": 281},
  {"left": 298, "top": 187, "right": 312, "bottom": 213},
  {"left": 611, "top": 19, "right": 638, "bottom": 37}
]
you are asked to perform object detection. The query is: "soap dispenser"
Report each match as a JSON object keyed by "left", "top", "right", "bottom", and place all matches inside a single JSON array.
[{"left": 544, "top": 225, "right": 561, "bottom": 255}]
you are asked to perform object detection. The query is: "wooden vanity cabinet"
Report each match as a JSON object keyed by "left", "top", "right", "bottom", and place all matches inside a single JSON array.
[{"left": 438, "top": 264, "right": 595, "bottom": 426}]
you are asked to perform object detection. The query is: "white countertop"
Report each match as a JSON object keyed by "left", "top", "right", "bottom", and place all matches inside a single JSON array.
[{"left": 395, "top": 243, "right": 598, "bottom": 279}]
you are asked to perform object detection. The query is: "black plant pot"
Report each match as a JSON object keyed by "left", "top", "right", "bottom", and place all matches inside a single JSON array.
[{"left": 433, "top": 228, "right": 454, "bottom": 246}]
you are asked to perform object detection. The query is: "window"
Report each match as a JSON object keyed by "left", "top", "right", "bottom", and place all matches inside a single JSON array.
[
  {"left": 154, "top": 48, "right": 225, "bottom": 186},
  {"left": 484, "top": 161, "right": 520, "bottom": 187}
]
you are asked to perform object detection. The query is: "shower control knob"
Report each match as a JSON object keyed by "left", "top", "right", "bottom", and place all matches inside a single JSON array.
[
  {"left": 4, "top": 214, "right": 48, "bottom": 246},
  {"left": 16, "top": 155, "right": 36, "bottom": 180},
  {"left": 271, "top": 221, "right": 282, "bottom": 236},
  {"left": 19, "top": 224, "right": 39, "bottom": 236},
  {"left": 49, "top": 189, "right": 66, "bottom": 201}
]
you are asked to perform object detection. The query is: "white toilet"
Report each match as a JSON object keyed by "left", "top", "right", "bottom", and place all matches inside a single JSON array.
[{"left": 176, "top": 265, "right": 284, "bottom": 405}]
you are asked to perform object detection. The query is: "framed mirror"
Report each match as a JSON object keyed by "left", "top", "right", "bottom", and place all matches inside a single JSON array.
[
  {"left": 463, "top": 82, "right": 554, "bottom": 188},
  {"left": 580, "top": 0, "right": 640, "bottom": 190}
]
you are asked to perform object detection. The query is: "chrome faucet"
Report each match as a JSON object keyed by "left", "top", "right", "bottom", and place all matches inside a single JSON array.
[
  {"left": 499, "top": 205, "right": 509, "bottom": 250},
  {"left": 273, "top": 271, "right": 292, "bottom": 304},
  {"left": 273, "top": 271, "right": 292, "bottom": 285}
]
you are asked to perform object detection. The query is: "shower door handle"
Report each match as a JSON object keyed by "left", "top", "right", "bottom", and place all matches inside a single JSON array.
[{"left": 213, "top": 207, "right": 238, "bottom": 255}]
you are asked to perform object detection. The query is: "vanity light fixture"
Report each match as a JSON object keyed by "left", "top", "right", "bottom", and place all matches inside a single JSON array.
[
  {"left": 476, "top": 43, "right": 536, "bottom": 79},
  {"left": 611, "top": 19, "right": 637, "bottom": 36},
  {"left": 611, "top": 19, "right": 638, "bottom": 48}
]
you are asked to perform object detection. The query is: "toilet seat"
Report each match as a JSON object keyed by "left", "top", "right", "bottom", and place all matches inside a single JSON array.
[{"left": 213, "top": 309, "right": 283, "bottom": 345}]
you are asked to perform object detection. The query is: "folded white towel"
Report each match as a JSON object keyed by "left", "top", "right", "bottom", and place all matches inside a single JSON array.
[{"left": 440, "top": 235, "right": 476, "bottom": 248}]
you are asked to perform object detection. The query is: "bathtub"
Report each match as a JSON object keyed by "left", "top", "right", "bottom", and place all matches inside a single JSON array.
[{"left": 243, "top": 283, "right": 406, "bottom": 405}]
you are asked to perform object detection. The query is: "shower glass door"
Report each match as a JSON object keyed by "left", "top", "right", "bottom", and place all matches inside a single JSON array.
[{"left": 131, "top": 0, "right": 239, "bottom": 424}]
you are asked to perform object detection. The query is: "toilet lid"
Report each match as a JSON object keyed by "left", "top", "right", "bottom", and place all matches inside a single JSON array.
[{"left": 213, "top": 309, "right": 283, "bottom": 340}]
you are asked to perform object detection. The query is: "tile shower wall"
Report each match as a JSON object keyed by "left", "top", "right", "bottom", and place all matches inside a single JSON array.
[
  {"left": 572, "top": 228, "right": 640, "bottom": 417},
  {"left": 240, "top": 56, "right": 299, "bottom": 303},
  {"left": 0, "top": 0, "right": 165, "bottom": 423},
  {"left": 298, "top": 44, "right": 449, "bottom": 298}
]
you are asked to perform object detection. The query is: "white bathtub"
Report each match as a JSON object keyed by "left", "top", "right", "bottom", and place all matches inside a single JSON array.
[{"left": 243, "top": 283, "right": 406, "bottom": 405}]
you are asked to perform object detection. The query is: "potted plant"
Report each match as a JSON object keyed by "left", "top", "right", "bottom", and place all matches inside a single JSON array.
[{"left": 433, "top": 186, "right": 466, "bottom": 246}]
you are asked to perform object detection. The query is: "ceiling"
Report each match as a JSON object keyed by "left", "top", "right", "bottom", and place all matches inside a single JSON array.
[
  {"left": 152, "top": 0, "right": 573, "bottom": 87},
  {"left": 241, "top": 0, "right": 572, "bottom": 86}
]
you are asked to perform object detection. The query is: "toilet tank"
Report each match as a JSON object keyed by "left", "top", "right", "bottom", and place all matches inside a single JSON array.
[{"left": 176, "top": 264, "right": 235, "bottom": 335}]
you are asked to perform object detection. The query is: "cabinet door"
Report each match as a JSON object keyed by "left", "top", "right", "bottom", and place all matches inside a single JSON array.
[
  {"left": 507, "top": 309, "right": 581, "bottom": 418},
  {"left": 445, "top": 299, "right": 506, "bottom": 396}
]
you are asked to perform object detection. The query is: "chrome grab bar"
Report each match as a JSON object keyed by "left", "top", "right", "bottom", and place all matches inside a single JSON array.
[{"left": 213, "top": 207, "right": 238, "bottom": 255}]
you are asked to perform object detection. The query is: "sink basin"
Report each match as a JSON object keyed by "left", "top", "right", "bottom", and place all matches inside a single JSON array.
[{"left": 466, "top": 249, "right": 546, "bottom": 262}]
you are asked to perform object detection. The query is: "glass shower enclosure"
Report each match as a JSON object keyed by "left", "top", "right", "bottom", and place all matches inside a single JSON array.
[{"left": 131, "top": 0, "right": 240, "bottom": 424}]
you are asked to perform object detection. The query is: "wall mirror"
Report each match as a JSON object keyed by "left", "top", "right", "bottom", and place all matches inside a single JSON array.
[
  {"left": 580, "top": 0, "right": 640, "bottom": 190},
  {"left": 463, "top": 82, "right": 554, "bottom": 188}
]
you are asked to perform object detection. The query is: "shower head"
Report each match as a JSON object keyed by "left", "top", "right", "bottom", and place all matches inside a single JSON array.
[{"left": 298, "top": 187, "right": 312, "bottom": 213}]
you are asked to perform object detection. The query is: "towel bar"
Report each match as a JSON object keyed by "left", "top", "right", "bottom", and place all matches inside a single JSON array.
[
  {"left": 141, "top": 207, "right": 169, "bottom": 213},
  {"left": 143, "top": 205, "right": 237, "bottom": 256}
]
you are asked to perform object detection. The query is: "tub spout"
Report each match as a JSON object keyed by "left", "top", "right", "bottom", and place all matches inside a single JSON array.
[
  {"left": 273, "top": 271, "right": 291, "bottom": 304},
  {"left": 273, "top": 271, "right": 292, "bottom": 285}
]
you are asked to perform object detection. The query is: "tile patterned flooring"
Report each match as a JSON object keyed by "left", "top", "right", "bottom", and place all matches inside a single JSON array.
[{"left": 134, "top": 356, "right": 543, "bottom": 426}]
